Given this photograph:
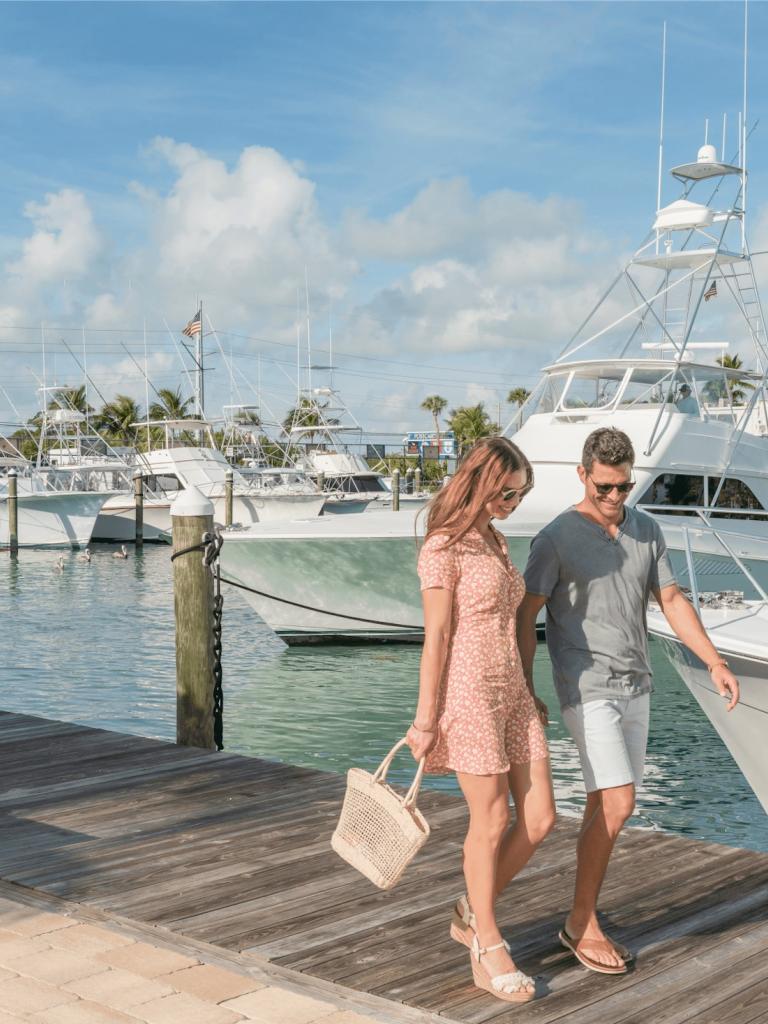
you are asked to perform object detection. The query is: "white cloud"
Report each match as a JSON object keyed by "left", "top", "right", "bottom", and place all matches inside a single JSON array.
[{"left": 6, "top": 189, "right": 102, "bottom": 288}]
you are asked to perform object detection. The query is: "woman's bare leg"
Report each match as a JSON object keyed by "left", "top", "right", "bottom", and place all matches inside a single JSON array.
[
  {"left": 495, "top": 757, "right": 556, "bottom": 897},
  {"left": 456, "top": 771, "right": 534, "bottom": 992}
]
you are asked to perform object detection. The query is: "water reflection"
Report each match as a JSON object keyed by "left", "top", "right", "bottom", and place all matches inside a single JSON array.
[{"left": 1, "top": 545, "right": 766, "bottom": 851}]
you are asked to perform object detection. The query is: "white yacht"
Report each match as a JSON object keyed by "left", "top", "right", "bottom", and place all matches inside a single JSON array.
[
  {"left": 646, "top": 525, "right": 768, "bottom": 814},
  {"left": 97, "top": 419, "right": 325, "bottom": 534},
  {"left": 217, "top": 133, "right": 768, "bottom": 643}
]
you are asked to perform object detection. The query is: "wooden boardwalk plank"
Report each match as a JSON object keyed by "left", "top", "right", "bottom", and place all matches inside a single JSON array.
[{"left": 0, "top": 710, "right": 766, "bottom": 1024}]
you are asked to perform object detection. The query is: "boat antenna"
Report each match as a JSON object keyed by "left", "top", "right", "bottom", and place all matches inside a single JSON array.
[
  {"left": 656, "top": 21, "right": 667, "bottom": 255},
  {"left": 304, "top": 266, "right": 312, "bottom": 395},
  {"left": 742, "top": 0, "right": 749, "bottom": 252},
  {"left": 143, "top": 319, "right": 151, "bottom": 450},
  {"left": 328, "top": 295, "right": 334, "bottom": 390},
  {"left": 704, "top": 117, "right": 709, "bottom": 145},
  {"left": 722, "top": 113, "right": 727, "bottom": 161},
  {"left": 81, "top": 326, "right": 90, "bottom": 432}
]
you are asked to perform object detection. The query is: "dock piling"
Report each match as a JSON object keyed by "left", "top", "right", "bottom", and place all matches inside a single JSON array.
[
  {"left": 414, "top": 467, "right": 421, "bottom": 494},
  {"left": 7, "top": 469, "right": 18, "bottom": 554},
  {"left": 405, "top": 467, "right": 414, "bottom": 494},
  {"left": 392, "top": 468, "right": 400, "bottom": 511},
  {"left": 171, "top": 486, "right": 216, "bottom": 750},
  {"left": 224, "top": 469, "right": 233, "bottom": 528},
  {"left": 133, "top": 471, "right": 143, "bottom": 549}
]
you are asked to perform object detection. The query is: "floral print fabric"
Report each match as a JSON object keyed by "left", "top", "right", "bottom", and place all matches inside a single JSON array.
[{"left": 417, "top": 527, "right": 549, "bottom": 775}]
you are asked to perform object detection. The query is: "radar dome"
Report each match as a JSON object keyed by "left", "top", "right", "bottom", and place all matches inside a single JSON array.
[{"left": 697, "top": 144, "right": 718, "bottom": 164}]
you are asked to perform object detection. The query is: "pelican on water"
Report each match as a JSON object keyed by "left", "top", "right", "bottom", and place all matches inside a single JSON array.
[
  {"left": 77, "top": 548, "right": 91, "bottom": 563},
  {"left": 112, "top": 544, "right": 129, "bottom": 559}
]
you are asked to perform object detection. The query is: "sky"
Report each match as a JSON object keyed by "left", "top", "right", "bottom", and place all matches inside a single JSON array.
[{"left": 1, "top": 0, "right": 767, "bottom": 437}]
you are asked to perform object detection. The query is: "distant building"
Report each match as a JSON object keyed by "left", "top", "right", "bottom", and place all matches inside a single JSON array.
[{"left": 404, "top": 430, "right": 456, "bottom": 459}]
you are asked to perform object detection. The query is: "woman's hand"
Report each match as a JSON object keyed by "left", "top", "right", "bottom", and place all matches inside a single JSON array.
[
  {"left": 533, "top": 695, "right": 549, "bottom": 727},
  {"left": 406, "top": 723, "right": 437, "bottom": 761}
]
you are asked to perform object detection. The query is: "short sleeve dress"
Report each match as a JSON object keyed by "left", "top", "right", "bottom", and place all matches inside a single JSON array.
[{"left": 417, "top": 527, "right": 549, "bottom": 776}]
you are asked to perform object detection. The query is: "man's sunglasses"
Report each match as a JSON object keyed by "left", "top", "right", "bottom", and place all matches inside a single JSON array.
[
  {"left": 588, "top": 474, "right": 635, "bottom": 495},
  {"left": 500, "top": 484, "right": 533, "bottom": 502}
]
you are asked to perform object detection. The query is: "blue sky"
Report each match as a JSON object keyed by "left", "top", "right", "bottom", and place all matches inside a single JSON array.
[{"left": 1, "top": 1, "right": 766, "bottom": 432}]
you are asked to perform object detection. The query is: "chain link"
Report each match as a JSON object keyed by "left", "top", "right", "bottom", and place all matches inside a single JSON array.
[{"left": 201, "top": 531, "right": 224, "bottom": 751}]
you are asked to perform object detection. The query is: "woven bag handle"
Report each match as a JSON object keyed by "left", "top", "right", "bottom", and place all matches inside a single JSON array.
[{"left": 371, "top": 737, "right": 427, "bottom": 811}]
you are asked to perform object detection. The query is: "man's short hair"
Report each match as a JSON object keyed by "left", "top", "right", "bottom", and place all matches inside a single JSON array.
[
  {"left": 680, "top": 384, "right": 691, "bottom": 393},
  {"left": 581, "top": 427, "right": 635, "bottom": 472}
]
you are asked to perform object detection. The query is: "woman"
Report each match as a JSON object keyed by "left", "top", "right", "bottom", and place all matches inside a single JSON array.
[{"left": 407, "top": 437, "right": 554, "bottom": 1004}]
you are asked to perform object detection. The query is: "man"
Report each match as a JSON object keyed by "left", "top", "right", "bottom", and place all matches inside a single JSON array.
[
  {"left": 675, "top": 384, "right": 699, "bottom": 414},
  {"left": 517, "top": 426, "right": 739, "bottom": 975}
]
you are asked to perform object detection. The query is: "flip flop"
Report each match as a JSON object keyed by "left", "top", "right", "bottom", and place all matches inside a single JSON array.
[
  {"left": 560, "top": 925, "right": 633, "bottom": 963},
  {"left": 558, "top": 927, "right": 629, "bottom": 975}
]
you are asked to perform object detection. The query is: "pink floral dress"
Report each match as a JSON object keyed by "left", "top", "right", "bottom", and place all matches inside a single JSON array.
[{"left": 417, "top": 527, "right": 549, "bottom": 776}]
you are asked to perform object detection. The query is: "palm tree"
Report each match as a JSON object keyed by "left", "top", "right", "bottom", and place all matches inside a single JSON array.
[
  {"left": 447, "top": 403, "right": 497, "bottom": 457},
  {"left": 46, "top": 385, "right": 94, "bottom": 416},
  {"left": 149, "top": 387, "right": 194, "bottom": 421},
  {"left": 507, "top": 387, "right": 531, "bottom": 408},
  {"left": 704, "top": 353, "right": 755, "bottom": 405},
  {"left": 282, "top": 397, "right": 335, "bottom": 443},
  {"left": 100, "top": 395, "right": 142, "bottom": 445},
  {"left": 421, "top": 395, "right": 447, "bottom": 454}
]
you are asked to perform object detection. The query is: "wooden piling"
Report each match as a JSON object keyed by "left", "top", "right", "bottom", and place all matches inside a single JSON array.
[
  {"left": 133, "top": 471, "right": 143, "bottom": 549},
  {"left": 391, "top": 468, "right": 400, "bottom": 511},
  {"left": 414, "top": 467, "right": 421, "bottom": 494},
  {"left": 316, "top": 471, "right": 325, "bottom": 493},
  {"left": 405, "top": 467, "right": 414, "bottom": 494},
  {"left": 224, "top": 469, "right": 233, "bottom": 528},
  {"left": 171, "top": 486, "right": 216, "bottom": 750},
  {"left": 7, "top": 469, "right": 18, "bottom": 554}
]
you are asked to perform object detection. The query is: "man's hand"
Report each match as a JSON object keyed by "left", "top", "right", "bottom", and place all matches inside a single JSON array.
[
  {"left": 711, "top": 664, "right": 740, "bottom": 711},
  {"left": 533, "top": 695, "right": 549, "bottom": 727}
]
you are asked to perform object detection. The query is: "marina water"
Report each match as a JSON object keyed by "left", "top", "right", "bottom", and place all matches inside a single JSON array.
[{"left": 3, "top": 544, "right": 766, "bottom": 852}]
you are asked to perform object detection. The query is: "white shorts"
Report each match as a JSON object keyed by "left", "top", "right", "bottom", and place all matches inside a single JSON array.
[{"left": 561, "top": 694, "right": 649, "bottom": 793}]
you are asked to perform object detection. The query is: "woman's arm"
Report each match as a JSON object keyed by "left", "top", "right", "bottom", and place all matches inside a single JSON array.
[{"left": 406, "top": 587, "right": 453, "bottom": 761}]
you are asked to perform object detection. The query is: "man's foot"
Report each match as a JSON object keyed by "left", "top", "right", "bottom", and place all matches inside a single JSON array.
[{"left": 560, "top": 918, "right": 628, "bottom": 975}]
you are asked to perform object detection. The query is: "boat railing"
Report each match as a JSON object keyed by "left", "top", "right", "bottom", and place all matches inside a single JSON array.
[
  {"left": 639, "top": 503, "right": 768, "bottom": 522},
  {"left": 681, "top": 520, "right": 768, "bottom": 612}
]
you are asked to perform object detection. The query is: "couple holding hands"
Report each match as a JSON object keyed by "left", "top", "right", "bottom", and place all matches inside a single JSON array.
[{"left": 406, "top": 427, "right": 739, "bottom": 1004}]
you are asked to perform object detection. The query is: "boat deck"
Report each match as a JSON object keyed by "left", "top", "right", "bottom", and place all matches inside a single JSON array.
[{"left": 1, "top": 710, "right": 767, "bottom": 1023}]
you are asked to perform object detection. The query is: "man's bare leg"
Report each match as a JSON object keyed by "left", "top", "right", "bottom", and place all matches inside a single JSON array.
[{"left": 564, "top": 783, "right": 635, "bottom": 969}]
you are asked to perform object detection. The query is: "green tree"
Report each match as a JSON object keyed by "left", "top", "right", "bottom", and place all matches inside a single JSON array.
[
  {"left": 420, "top": 394, "right": 447, "bottom": 453},
  {"left": 704, "top": 353, "right": 755, "bottom": 405},
  {"left": 148, "top": 387, "right": 194, "bottom": 421},
  {"left": 507, "top": 387, "right": 531, "bottom": 408},
  {"left": 447, "top": 403, "right": 497, "bottom": 457},
  {"left": 100, "top": 395, "right": 142, "bottom": 445}
]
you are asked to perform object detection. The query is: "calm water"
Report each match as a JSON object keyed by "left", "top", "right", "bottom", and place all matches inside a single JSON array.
[{"left": 3, "top": 544, "right": 766, "bottom": 851}]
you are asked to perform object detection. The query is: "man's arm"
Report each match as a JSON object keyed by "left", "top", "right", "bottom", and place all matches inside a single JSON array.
[
  {"left": 517, "top": 592, "right": 549, "bottom": 724},
  {"left": 653, "top": 583, "right": 740, "bottom": 710}
]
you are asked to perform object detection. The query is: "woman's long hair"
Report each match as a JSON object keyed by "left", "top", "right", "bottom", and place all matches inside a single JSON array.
[{"left": 423, "top": 437, "right": 533, "bottom": 546}]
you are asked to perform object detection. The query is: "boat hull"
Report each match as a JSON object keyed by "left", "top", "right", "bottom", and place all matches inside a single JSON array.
[
  {"left": 652, "top": 631, "right": 768, "bottom": 814},
  {"left": 0, "top": 491, "right": 116, "bottom": 549},
  {"left": 220, "top": 524, "right": 533, "bottom": 643}
]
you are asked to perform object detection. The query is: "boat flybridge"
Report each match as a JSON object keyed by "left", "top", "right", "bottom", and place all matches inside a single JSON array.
[
  {"left": 218, "top": 136, "right": 768, "bottom": 643},
  {"left": 287, "top": 386, "right": 386, "bottom": 513}
]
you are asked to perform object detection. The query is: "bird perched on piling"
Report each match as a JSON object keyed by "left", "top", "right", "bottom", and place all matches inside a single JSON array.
[{"left": 112, "top": 544, "right": 129, "bottom": 559}]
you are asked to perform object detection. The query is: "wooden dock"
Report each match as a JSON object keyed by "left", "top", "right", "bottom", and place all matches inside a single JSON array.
[{"left": 1, "top": 710, "right": 767, "bottom": 1024}]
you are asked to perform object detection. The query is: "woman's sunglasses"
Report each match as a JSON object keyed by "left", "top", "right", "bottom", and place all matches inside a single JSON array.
[
  {"left": 588, "top": 474, "right": 635, "bottom": 495},
  {"left": 500, "top": 484, "right": 533, "bottom": 502}
]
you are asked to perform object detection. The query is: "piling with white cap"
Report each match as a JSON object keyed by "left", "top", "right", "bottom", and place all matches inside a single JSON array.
[
  {"left": 171, "top": 486, "right": 216, "bottom": 750},
  {"left": 133, "top": 470, "right": 144, "bottom": 549},
  {"left": 7, "top": 469, "right": 18, "bottom": 554}
]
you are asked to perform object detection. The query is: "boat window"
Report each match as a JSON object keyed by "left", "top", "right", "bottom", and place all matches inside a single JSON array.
[
  {"left": 331, "top": 475, "right": 387, "bottom": 494},
  {"left": 617, "top": 374, "right": 670, "bottom": 407},
  {"left": 536, "top": 374, "right": 569, "bottom": 413},
  {"left": 561, "top": 372, "right": 621, "bottom": 410},
  {"left": 708, "top": 477, "right": 766, "bottom": 519},
  {"left": 638, "top": 473, "right": 704, "bottom": 514},
  {"left": 145, "top": 474, "right": 184, "bottom": 494}
]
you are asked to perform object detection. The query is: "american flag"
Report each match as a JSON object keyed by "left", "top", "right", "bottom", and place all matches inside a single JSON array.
[
  {"left": 182, "top": 310, "right": 202, "bottom": 337},
  {"left": 703, "top": 281, "right": 718, "bottom": 302}
]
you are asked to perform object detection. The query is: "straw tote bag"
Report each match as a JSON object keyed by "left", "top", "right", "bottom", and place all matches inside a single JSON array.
[{"left": 331, "top": 737, "right": 430, "bottom": 890}]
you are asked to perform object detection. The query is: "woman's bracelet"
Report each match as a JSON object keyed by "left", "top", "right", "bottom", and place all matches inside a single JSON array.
[{"left": 707, "top": 659, "right": 729, "bottom": 673}]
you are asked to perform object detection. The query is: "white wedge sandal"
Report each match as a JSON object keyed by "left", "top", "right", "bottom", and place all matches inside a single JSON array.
[
  {"left": 449, "top": 894, "right": 510, "bottom": 953},
  {"left": 469, "top": 934, "right": 535, "bottom": 1004}
]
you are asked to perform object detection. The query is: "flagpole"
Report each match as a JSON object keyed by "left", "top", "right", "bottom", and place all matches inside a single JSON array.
[{"left": 197, "top": 299, "right": 205, "bottom": 419}]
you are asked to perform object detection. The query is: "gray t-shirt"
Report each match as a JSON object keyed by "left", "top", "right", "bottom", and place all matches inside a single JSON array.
[{"left": 524, "top": 506, "right": 676, "bottom": 709}]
